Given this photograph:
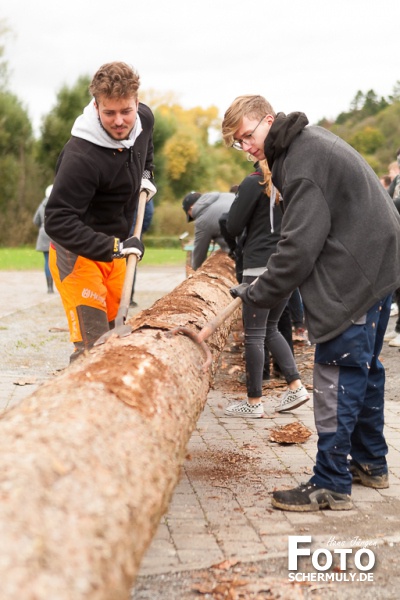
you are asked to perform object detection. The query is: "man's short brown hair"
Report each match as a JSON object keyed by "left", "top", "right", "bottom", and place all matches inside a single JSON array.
[
  {"left": 222, "top": 95, "right": 276, "bottom": 147},
  {"left": 89, "top": 62, "right": 140, "bottom": 102}
]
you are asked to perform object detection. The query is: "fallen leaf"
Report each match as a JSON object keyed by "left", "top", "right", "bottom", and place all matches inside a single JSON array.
[{"left": 269, "top": 422, "right": 312, "bottom": 444}]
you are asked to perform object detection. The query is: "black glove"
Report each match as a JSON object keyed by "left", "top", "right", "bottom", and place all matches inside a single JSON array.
[
  {"left": 113, "top": 236, "right": 145, "bottom": 259},
  {"left": 218, "top": 213, "right": 237, "bottom": 257},
  {"left": 230, "top": 282, "right": 250, "bottom": 300}
]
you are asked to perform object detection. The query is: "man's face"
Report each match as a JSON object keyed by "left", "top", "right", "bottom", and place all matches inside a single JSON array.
[
  {"left": 233, "top": 115, "right": 273, "bottom": 160},
  {"left": 95, "top": 95, "right": 139, "bottom": 140}
]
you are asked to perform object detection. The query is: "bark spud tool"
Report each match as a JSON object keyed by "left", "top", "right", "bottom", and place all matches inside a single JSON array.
[{"left": 94, "top": 190, "right": 147, "bottom": 346}]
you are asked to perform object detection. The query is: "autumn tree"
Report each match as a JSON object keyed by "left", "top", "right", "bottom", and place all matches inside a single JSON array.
[
  {"left": 148, "top": 106, "right": 178, "bottom": 198},
  {"left": 349, "top": 126, "right": 385, "bottom": 155},
  {"left": 0, "top": 23, "right": 45, "bottom": 245},
  {"left": 37, "top": 76, "right": 91, "bottom": 176},
  {"left": 155, "top": 103, "right": 248, "bottom": 200},
  {"left": 336, "top": 88, "right": 389, "bottom": 125},
  {"left": 0, "top": 90, "right": 44, "bottom": 244}
]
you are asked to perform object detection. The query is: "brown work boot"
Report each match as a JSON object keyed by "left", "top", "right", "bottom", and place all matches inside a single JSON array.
[{"left": 350, "top": 462, "right": 389, "bottom": 489}]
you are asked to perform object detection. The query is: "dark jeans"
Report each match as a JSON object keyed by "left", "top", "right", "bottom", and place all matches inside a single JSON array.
[
  {"left": 288, "top": 288, "right": 304, "bottom": 329},
  {"left": 310, "top": 295, "right": 391, "bottom": 494},
  {"left": 43, "top": 251, "right": 52, "bottom": 280}
]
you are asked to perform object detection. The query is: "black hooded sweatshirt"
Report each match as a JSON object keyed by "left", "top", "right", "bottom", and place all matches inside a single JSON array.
[
  {"left": 241, "top": 112, "right": 400, "bottom": 343},
  {"left": 45, "top": 103, "right": 154, "bottom": 262}
]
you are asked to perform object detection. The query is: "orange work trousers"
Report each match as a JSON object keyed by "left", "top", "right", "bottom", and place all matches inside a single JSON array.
[{"left": 49, "top": 244, "right": 126, "bottom": 348}]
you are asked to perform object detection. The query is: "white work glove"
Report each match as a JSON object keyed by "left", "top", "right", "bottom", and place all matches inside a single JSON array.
[
  {"left": 140, "top": 178, "right": 157, "bottom": 202},
  {"left": 113, "top": 236, "right": 144, "bottom": 259}
]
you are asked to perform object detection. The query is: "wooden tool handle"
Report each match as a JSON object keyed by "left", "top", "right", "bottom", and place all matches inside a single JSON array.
[
  {"left": 115, "top": 191, "right": 148, "bottom": 325},
  {"left": 197, "top": 296, "right": 242, "bottom": 343}
]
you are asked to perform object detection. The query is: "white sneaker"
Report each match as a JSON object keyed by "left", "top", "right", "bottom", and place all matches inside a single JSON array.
[
  {"left": 224, "top": 400, "right": 264, "bottom": 418},
  {"left": 388, "top": 333, "right": 400, "bottom": 347},
  {"left": 390, "top": 303, "right": 399, "bottom": 317},
  {"left": 275, "top": 385, "right": 310, "bottom": 412},
  {"left": 384, "top": 329, "right": 398, "bottom": 342}
]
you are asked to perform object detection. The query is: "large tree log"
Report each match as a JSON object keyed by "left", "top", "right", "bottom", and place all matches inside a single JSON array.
[{"left": 0, "top": 252, "right": 239, "bottom": 600}]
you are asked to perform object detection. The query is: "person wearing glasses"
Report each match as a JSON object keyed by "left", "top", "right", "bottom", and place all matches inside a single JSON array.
[{"left": 222, "top": 95, "right": 400, "bottom": 512}]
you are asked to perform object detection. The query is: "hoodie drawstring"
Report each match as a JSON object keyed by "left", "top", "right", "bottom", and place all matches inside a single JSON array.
[{"left": 270, "top": 185, "right": 277, "bottom": 233}]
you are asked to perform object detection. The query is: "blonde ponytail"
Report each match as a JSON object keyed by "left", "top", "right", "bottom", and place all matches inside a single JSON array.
[{"left": 259, "top": 160, "right": 280, "bottom": 203}]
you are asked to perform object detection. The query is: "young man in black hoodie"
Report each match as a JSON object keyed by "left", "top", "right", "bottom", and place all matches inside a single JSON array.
[
  {"left": 45, "top": 62, "right": 156, "bottom": 362},
  {"left": 222, "top": 95, "right": 400, "bottom": 512}
]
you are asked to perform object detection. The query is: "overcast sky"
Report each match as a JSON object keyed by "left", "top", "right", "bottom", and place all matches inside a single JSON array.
[{"left": 3, "top": 0, "right": 399, "bottom": 137}]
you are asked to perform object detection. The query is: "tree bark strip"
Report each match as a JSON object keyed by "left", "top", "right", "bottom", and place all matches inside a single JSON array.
[{"left": 0, "top": 251, "right": 239, "bottom": 599}]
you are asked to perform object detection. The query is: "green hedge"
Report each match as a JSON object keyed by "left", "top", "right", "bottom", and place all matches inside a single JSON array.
[{"left": 142, "top": 235, "right": 184, "bottom": 249}]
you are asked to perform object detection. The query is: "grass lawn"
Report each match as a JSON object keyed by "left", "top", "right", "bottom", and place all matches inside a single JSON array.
[{"left": 0, "top": 247, "right": 187, "bottom": 270}]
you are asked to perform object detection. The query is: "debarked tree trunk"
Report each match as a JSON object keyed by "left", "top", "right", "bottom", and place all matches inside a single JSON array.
[{"left": 0, "top": 251, "right": 240, "bottom": 600}]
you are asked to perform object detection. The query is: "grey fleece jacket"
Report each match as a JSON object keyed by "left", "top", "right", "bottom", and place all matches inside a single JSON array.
[
  {"left": 33, "top": 197, "right": 52, "bottom": 252},
  {"left": 191, "top": 192, "right": 235, "bottom": 269},
  {"left": 242, "top": 112, "right": 400, "bottom": 343}
]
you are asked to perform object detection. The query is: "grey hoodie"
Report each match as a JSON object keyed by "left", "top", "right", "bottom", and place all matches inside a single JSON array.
[
  {"left": 241, "top": 112, "right": 400, "bottom": 343},
  {"left": 191, "top": 192, "right": 235, "bottom": 270}
]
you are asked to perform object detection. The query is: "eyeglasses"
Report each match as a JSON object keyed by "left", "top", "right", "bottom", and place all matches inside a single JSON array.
[{"left": 231, "top": 116, "right": 266, "bottom": 151}]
